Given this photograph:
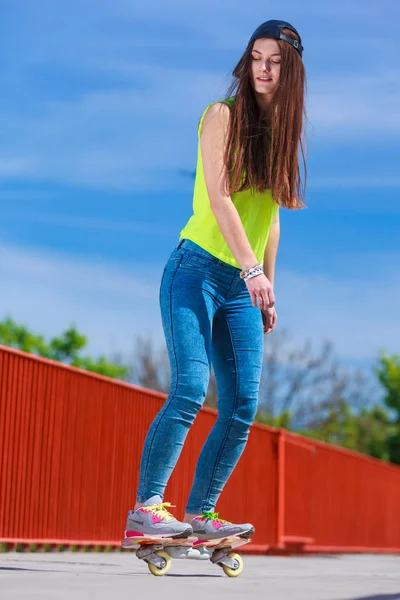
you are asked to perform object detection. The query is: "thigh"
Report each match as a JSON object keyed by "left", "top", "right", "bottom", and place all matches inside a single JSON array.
[
  {"left": 211, "top": 286, "right": 264, "bottom": 418},
  {"left": 160, "top": 251, "right": 220, "bottom": 398}
]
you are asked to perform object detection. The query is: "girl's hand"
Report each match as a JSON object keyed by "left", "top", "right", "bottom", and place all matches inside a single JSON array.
[
  {"left": 261, "top": 306, "right": 277, "bottom": 335},
  {"left": 244, "top": 273, "right": 275, "bottom": 310}
]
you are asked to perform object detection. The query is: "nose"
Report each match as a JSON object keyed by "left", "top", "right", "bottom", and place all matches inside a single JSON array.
[{"left": 259, "top": 61, "right": 271, "bottom": 73}]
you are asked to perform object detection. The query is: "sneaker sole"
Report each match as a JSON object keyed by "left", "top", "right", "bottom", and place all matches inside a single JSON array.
[
  {"left": 125, "top": 527, "right": 193, "bottom": 540},
  {"left": 239, "top": 526, "right": 255, "bottom": 539},
  {"left": 193, "top": 526, "right": 255, "bottom": 541},
  {"left": 170, "top": 527, "right": 193, "bottom": 539}
]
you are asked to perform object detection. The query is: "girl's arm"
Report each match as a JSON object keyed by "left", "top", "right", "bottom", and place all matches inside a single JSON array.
[
  {"left": 263, "top": 210, "right": 280, "bottom": 288},
  {"left": 201, "top": 102, "right": 275, "bottom": 309},
  {"left": 201, "top": 103, "right": 259, "bottom": 271}
]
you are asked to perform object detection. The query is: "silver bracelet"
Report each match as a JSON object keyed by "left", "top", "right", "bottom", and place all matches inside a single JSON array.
[
  {"left": 242, "top": 266, "right": 264, "bottom": 281},
  {"left": 240, "top": 263, "right": 263, "bottom": 279}
]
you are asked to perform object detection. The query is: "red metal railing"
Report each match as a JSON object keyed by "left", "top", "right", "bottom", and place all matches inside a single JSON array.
[{"left": 1, "top": 345, "right": 399, "bottom": 553}]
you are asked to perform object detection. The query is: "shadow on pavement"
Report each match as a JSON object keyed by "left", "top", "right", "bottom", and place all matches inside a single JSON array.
[
  {"left": 0, "top": 566, "right": 63, "bottom": 573},
  {"left": 346, "top": 595, "right": 400, "bottom": 600},
  {"left": 166, "top": 573, "right": 221, "bottom": 578},
  {"left": 0, "top": 566, "right": 142, "bottom": 577}
]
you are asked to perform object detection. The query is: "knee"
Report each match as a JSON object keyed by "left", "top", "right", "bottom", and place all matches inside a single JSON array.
[
  {"left": 170, "top": 373, "right": 209, "bottom": 417},
  {"left": 235, "top": 399, "right": 258, "bottom": 428},
  {"left": 235, "top": 381, "right": 259, "bottom": 426},
  {"left": 219, "top": 395, "right": 258, "bottom": 430}
]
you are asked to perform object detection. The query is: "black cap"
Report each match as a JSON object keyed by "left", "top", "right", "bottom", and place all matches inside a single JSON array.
[
  {"left": 249, "top": 20, "right": 303, "bottom": 56},
  {"left": 233, "top": 19, "right": 303, "bottom": 77}
]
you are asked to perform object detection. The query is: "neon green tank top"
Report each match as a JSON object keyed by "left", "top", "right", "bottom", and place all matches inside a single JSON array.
[{"left": 179, "top": 96, "right": 278, "bottom": 269}]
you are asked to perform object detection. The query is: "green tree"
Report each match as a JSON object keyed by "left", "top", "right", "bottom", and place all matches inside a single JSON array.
[
  {"left": 128, "top": 330, "right": 396, "bottom": 461},
  {"left": 298, "top": 399, "right": 394, "bottom": 461},
  {"left": 0, "top": 317, "right": 128, "bottom": 380},
  {"left": 256, "top": 398, "right": 394, "bottom": 461},
  {"left": 255, "top": 409, "right": 292, "bottom": 429},
  {"left": 376, "top": 354, "right": 400, "bottom": 464}
]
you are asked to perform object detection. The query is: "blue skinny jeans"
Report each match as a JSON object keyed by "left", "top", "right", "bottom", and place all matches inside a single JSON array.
[{"left": 136, "top": 239, "right": 264, "bottom": 514}]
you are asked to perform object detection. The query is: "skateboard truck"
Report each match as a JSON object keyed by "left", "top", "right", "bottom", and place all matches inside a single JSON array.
[
  {"left": 136, "top": 544, "right": 162, "bottom": 561},
  {"left": 210, "top": 546, "right": 236, "bottom": 565},
  {"left": 123, "top": 534, "right": 248, "bottom": 576},
  {"left": 136, "top": 544, "right": 171, "bottom": 574}
]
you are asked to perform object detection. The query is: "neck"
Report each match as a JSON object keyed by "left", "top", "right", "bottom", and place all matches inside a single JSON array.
[
  {"left": 256, "top": 94, "right": 272, "bottom": 119},
  {"left": 254, "top": 92, "right": 274, "bottom": 119}
]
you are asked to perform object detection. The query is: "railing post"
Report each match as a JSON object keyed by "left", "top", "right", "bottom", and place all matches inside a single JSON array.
[{"left": 276, "top": 429, "right": 286, "bottom": 549}]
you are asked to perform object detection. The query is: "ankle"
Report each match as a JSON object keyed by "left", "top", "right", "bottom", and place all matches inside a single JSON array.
[
  {"left": 134, "top": 502, "right": 144, "bottom": 511},
  {"left": 184, "top": 512, "right": 198, "bottom": 523}
]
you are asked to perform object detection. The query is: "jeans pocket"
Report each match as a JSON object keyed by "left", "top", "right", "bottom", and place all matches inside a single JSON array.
[{"left": 180, "top": 250, "right": 216, "bottom": 270}]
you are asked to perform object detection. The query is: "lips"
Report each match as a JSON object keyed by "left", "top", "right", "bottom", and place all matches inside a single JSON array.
[{"left": 258, "top": 77, "right": 272, "bottom": 82}]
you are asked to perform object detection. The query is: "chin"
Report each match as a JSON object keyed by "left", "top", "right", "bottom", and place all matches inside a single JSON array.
[
  {"left": 256, "top": 88, "right": 275, "bottom": 97},
  {"left": 254, "top": 82, "right": 275, "bottom": 91}
]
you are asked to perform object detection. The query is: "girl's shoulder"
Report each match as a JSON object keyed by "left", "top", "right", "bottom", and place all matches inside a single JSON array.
[
  {"left": 197, "top": 97, "right": 235, "bottom": 135},
  {"left": 221, "top": 96, "right": 235, "bottom": 108},
  {"left": 211, "top": 96, "right": 235, "bottom": 111}
]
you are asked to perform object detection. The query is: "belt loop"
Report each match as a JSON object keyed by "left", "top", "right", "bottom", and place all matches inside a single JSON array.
[{"left": 176, "top": 239, "right": 185, "bottom": 250}]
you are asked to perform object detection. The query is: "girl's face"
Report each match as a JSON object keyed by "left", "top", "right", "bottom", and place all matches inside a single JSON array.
[{"left": 250, "top": 38, "right": 281, "bottom": 99}]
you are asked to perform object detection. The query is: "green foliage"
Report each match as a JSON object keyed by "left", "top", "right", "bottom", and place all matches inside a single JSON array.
[
  {"left": 376, "top": 354, "right": 400, "bottom": 464},
  {"left": 254, "top": 353, "right": 400, "bottom": 465},
  {"left": 2, "top": 315, "right": 399, "bottom": 464},
  {"left": 71, "top": 544, "right": 79, "bottom": 552},
  {"left": 43, "top": 543, "right": 52, "bottom": 552},
  {"left": 15, "top": 542, "right": 24, "bottom": 552},
  {"left": 256, "top": 400, "right": 394, "bottom": 462},
  {"left": 29, "top": 543, "right": 37, "bottom": 553},
  {"left": 299, "top": 400, "right": 394, "bottom": 461},
  {"left": 256, "top": 409, "right": 292, "bottom": 429},
  {"left": 0, "top": 542, "right": 8, "bottom": 553},
  {"left": 0, "top": 317, "right": 128, "bottom": 380},
  {"left": 72, "top": 355, "right": 127, "bottom": 379},
  {"left": 376, "top": 354, "right": 400, "bottom": 421}
]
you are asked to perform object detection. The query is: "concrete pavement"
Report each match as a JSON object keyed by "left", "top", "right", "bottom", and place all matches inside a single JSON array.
[{"left": 1, "top": 551, "right": 399, "bottom": 599}]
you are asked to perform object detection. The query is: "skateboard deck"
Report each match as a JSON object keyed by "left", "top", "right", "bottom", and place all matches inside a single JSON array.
[
  {"left": 121, "top": 533, "right": 250, "bottom": 577},
  {"left": 121, "top": 533, "right": 197, "bottom": 550},
  {"left": 193, "top": 535, "right": 250, "bottom": 550}
]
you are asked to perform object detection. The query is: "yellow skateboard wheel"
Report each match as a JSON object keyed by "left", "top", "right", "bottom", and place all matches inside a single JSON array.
[
  {"left": 147, "top": 550, "right": 171, "bottom": 576},
  {"left": 221, "top": 552, "right": 243, "bottom": 577}
]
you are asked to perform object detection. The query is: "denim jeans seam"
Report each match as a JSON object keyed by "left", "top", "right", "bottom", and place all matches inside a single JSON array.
[
  {"left": 138, "top": 254, "right": 185, "bottom": 498},
  {"left": 201, "top": 315, "right": 239, "bottom": 512}
]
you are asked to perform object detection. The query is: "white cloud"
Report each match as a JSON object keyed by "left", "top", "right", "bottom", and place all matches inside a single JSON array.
[
  {"left": 308, "top": 175, "right": 400, "bottom": 190},
  {"left": 1, "top": 212, "right": 173, "bottom": 236},
  {"left": 0, "top": 158, "right": 39, "bottom": 177},
  {"left": 0, "top": 190, "right": 54, "bottom": 201},
  {"left": 276, "top": 260, "right": 400, "bottom": 362},
  {"left": 1, "top": 65, "right": 226, "bottom": 189},
  {"left": 0, "top": 242, "right": 398, "bottom": 363},
  {"left": 1, "top": 1, "right": 399, "bottom": 189},
  {"left": 307, "top": 70, "right": 400, "bottom": 137},
  {"left": 87, "top": 0, "right": 385, "bottom": 50},
  {"left": 0, "top": 242, "right": 164, "bottom": 357},
  {"left": 3, "top": 64, "right": 399, "bottom": 190}
]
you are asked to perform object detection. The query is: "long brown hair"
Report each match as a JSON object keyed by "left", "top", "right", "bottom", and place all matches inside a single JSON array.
[{"left": 223, "top": 28, "right": 307, "bottom": 209}]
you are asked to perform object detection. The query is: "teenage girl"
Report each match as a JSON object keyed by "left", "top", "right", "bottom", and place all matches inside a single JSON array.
[{"left": 124, "top": 19, "right": 306, "bottom": 541}]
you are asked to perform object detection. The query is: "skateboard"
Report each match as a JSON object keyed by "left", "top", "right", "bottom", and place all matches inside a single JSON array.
[{"left": 121, "top": 533, "right": 250, "bottom": 577}]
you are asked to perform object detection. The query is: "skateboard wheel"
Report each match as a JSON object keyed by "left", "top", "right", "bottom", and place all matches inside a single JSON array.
[
  {"left": 147, "top": 550, "right": 171, "bottom": 576},
  {"left": 221, "top": 552, "right": 243, "bottom": 577}
]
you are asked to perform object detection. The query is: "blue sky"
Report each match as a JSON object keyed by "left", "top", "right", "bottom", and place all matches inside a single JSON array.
[{"left": 1, "top": 0, "right": 399, "bottom": 370}]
